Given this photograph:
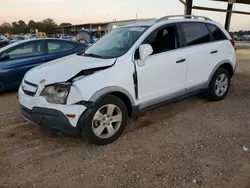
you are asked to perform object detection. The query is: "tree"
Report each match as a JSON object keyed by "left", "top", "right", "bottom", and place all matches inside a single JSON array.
[
  {"left": 17, "top": 20, "right": 26, "bottom": 27},
  {"left": 10, "top": 20, "right": 28, "bottom": 34},
  {"left": 42, "top": 18, "right": 56, "bottom": 26},
  {"left": 1, "top": 22, "right": 11, "bottom": 28},
  {"left": 0, "top": 18, "right": 58, "bottom": 34},
  {"left": 60, "top": 23, "right": 72, "bottom": 27},
  {"left": 28, "top": 20, "right": 36, "bottom": 28},
  {"left": 12, "top": 21, "right": 18, "bottom": 28},
  {"left": 41, "top": 18, "right": 57, "bottom": 33},
  {"left": 0, "top": 22, "right": 11, "bottom": 33},
  {"left": 11, "top": 22, "right": 19, "bottom": 34}
]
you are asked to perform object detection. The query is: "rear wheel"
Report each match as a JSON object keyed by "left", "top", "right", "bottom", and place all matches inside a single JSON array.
[
  {"left": 205, "top": 68, "right": 231, "bottom": 101},
  {"left": 79, "top": 95, "right": 128, "bottom": 145}
]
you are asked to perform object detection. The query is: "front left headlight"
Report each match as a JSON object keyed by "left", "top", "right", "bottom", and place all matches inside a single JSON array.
[{"left": 40, "top": 83, "right": 71, "bottom": 104}]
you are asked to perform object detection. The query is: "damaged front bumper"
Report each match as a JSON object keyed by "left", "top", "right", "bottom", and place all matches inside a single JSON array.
[
  {"left": 20, "top": 105, "right": 80, "bottom": 136},
  {"left": 18, "top": 87, "right": 87, "bottom": 136}
]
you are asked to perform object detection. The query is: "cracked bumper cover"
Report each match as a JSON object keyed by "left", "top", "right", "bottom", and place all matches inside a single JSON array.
[{"left": 20, "top": 105, "right": 81, "bottom": 136}]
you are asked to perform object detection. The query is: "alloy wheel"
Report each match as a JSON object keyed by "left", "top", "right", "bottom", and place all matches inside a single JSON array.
[
  {"left": 215, "top": 73, "right": 228, "bottom": 97},
  {"left": 92, "top": 104, "right": 122, "bottom": 139}
]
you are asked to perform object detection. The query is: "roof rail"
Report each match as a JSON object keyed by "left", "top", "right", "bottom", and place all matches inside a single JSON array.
[{"left": 156, "top": 15, "right": 212, "bottom": 23}]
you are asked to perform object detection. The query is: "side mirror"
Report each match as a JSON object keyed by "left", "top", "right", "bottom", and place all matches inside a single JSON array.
[
  {"left": 0, "top": 53, "right": 10, "bottom": 61},
  {"left": 139, "top": 44, "right": 153, "bottom": 61}
]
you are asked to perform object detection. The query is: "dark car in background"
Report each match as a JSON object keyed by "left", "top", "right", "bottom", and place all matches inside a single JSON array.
[
  {"left": 9, "top": 35, "right": 25, "bottom": 44},
  {"left": 0, "top": 38, "right": 87, "bottom": 91},
  {"left": 0, "top": 35, "right": 9, "bottom": 48},
  {"left": 60, "top": 35, "right": 74, "bottom": 41}
]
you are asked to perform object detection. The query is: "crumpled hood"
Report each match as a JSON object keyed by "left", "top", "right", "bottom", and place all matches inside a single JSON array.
[{"left": 24, "top": 54, "right": 116, "bottom": 85}]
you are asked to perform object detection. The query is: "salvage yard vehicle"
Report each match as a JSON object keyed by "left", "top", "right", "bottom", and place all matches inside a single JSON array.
[
  {"left": 0, "top": 35, "right": 9, "bottom": 48},
  {"left": 9, "top": 35, "right": 25, "bottom": 44},
  {"left": 0, "top": 38, "right": 87, "bottom": 91},
  {"left": 60, "top": 35, "right": 74, "bottom": 41},
  {"left": 19, "top": 15, "right": 236, "bottom": 145},
  {"left": 74, "top": 29, "right": 98, "bottom": 44}
]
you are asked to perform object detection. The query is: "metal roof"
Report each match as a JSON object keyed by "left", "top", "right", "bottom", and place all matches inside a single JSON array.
[
  {"left": 121, "top": 20, "right": 156, "bottom": 27},
  {"left": 57, "top": 19, "right": 148, "bottom": 28},
  {"left": 212, "top": 0, "right": 250, "bottom": 5}
]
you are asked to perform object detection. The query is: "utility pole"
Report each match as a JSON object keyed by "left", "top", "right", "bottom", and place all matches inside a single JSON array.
[
  {"left": 185, "top": 0, "right": 193, "bottom": 15},
  {"left": 225, "top": 2, "right": 234, "bottom": 31}
]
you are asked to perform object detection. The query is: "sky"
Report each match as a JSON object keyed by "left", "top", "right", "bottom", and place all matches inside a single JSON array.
[{"left": 1, "top": 0, "right": 250, "bottom": 31}]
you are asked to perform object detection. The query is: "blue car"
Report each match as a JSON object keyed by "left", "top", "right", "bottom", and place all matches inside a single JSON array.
[{"left": 0, "top": 38, "right": 87, "bottom": 91}]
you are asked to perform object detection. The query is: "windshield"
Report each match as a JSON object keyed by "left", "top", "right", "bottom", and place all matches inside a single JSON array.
[{"left": 84, "top": 26, "right": 148, "bottom": 59}]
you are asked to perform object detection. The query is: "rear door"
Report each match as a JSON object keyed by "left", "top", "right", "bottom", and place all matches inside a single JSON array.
[
  {"left": 180, "top": 22, "right": 216, "bottom": 91},
  {"left": 0, "top": 41, "right": 45, "bottom": 89},
  {"left": 44, "top": 40, "right": 78, "bottom": 62},
  {"left": 206, "top": 23, "right": 231, "bottom": 64}
]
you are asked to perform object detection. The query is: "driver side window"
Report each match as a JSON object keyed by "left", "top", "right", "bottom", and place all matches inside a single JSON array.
[{"left": 143, "top": 25, "right": 178, "bottom": 55}]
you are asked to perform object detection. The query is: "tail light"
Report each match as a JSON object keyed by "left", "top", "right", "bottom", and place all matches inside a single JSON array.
[{"left": 230, "top": 39, "right": 236, "bottom": 50}]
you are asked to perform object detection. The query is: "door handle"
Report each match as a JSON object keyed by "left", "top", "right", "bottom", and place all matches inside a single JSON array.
[
  {"left": 176, "top": 59, "right": 186, "bottom": 63},
  {"left": 210, "top": 50, "right": 218, "bottom": 54}
]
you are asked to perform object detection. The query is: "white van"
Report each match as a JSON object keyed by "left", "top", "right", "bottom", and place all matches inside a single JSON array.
[{"left": 18, "top": 15, "right": 236, "bottom": 145}]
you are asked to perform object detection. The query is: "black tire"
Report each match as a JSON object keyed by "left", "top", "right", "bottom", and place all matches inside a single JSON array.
[
  {"left": 205, "top": 68, "right": 231, "bottom": 101},
  {"left": 79, "top": 95, "right": 128, "bottom": 145}
]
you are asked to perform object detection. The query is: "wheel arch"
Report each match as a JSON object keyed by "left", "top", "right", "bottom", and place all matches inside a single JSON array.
[
  {"left": 89, "top": 86, "right": 135, "bottom": 117},
  {"left": 207, "top": 60, "right": 234, "bottom": 87},
  {"left": 218, "top": 63, "right": 234, "bottom": 78}
]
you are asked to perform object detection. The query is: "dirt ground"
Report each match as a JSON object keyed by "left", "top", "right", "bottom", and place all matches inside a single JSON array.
[{"left": 1, "top": 50, "right": 250, "bottom": 188}]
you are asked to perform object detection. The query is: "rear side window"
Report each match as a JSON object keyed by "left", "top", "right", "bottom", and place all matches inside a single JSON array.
[
  {"left": 181, "top": 22, "right": 210, "bottom": 46},
  {"left": 47, "top": 41, "right": 75, "bottom": 54},
  {"left": 8, "top": 42, "right": 44, "bottom": 59},
  {"left": 207, "top": 24, "right": 227, "bottom": 41}
]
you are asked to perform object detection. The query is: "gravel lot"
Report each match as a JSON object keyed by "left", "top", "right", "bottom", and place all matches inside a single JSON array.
[{"left": 1, "top": 50, "right": 250, "bottom": 188}]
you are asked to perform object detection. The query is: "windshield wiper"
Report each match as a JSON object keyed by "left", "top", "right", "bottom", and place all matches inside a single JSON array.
[{"left": 84, "top": 53, "right": 103, "bottom": 59}]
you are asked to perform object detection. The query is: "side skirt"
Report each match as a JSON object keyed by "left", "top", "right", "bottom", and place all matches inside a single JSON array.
[{"left": 131, "top": 89, "right": 205, "bottom": 118}]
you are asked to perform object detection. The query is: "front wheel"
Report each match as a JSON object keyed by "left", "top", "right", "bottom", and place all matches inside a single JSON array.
[
  {"left": 79, "top": 95, "right": 128, "bottom": 145},
  {"left": 205, "top": 68, "right": 231, "bottom": 101}
]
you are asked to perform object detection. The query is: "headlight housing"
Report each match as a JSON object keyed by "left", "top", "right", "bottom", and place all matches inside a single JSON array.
[{"left": 40, "top": 83, "right": 71, "bottom": 104}]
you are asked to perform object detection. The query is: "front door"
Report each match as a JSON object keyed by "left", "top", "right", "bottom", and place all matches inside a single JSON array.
[
  {"left": 0, "top": 41, "right": 45, "bottom": 89},
  {"left": 135, "top": 24, "right": 187, "bottom": 110}
]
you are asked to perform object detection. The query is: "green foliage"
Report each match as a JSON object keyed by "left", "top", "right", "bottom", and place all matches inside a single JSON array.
[
  {"left": 59, "top": 23, "right": 72, "bottom": 27},
  {"left": 0, "top": 22, "right": 11, "bottom": 33},
  {"left": 0, "top": 18, "right": 58, "bottom": 34},
  {"left": 232, "top": 30, "right": 250, "bottom": 36}
]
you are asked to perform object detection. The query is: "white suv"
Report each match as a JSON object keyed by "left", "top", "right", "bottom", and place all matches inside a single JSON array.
[{"left": 18, "top": 15, "right": 236, "bottom": 145}]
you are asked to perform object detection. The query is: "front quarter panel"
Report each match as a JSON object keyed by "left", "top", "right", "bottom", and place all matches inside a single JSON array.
[{"left": 73, "top": 55, "right": 137, "bottom": 105}]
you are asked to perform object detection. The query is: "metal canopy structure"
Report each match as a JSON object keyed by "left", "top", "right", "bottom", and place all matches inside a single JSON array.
[
  {"left": 214, "top": 0, "right": 250, "bottom": 4},
  {"left": 181, "top": 0, "right": 250, "bottom": 31}
]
